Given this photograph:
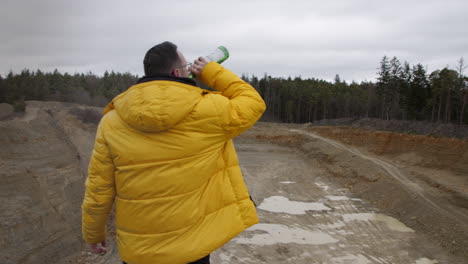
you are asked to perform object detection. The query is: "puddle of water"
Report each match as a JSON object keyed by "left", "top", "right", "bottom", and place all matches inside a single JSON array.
[
  {"left": 330, "top": 254, "right": 371, "bottom": 264},
  {"left": 415, "top": 258, "right": 439, "bottom": 264},
  {"left": 234, "top": 223, "right": 338, "bottom": 245},
  {"left": 258, "top": 196, "right": 331, "bottom": 214},
  {"left": 326, "top": 196, "right": 350, "bottom": 201},
  {"left": 280, "top": 181, "right": 296, "bottom": 184},
  {"left": 342, "top": 213, "right": 414, "bottom": 232}
]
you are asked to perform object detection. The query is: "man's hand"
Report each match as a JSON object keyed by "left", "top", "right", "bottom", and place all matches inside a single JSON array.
[
  {"left": 89, "top": 240, "right": 107, "bottom": 254},
  {"left": 190, "top": 57, "right": 209, "bottom": 79}
]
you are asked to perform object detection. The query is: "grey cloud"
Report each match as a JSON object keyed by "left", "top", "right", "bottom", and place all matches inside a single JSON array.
[{"left": 1, "top": 0, "right": 467, "bottom": 82}]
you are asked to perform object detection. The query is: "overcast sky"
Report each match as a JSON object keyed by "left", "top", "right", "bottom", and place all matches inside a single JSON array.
[{"left": 1, "top": 0, "right": 467, "bottom": 82}]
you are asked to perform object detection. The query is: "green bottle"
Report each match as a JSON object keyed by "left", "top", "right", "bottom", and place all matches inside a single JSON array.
[
  {"left": 205, "top": 46, "right": 229, "bottom": 64},
  {"left": 189, "top": 46, "right": 229, "bottom": 78}
]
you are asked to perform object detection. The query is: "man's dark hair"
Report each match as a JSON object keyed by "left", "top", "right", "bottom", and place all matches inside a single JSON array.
[{"left": 143, "top": 41, "right": 181, "bottom": 76}]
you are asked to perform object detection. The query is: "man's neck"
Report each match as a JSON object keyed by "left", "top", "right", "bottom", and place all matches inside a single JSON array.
[{"left": 137, "top": 74, "right": 197, "bottom": 87}]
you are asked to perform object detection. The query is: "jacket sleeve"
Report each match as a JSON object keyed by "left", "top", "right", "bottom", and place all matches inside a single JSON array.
[
  {"left": 200, "top": 62, "right": 266, "bottom": 138},
  {"left": 81, "top": 119, "right": 116, "bottom": 244}
]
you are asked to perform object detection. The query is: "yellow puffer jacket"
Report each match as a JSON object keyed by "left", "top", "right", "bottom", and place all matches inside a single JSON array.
[{"left": 81, "top": 62, "right": 266, "bottom": 264}]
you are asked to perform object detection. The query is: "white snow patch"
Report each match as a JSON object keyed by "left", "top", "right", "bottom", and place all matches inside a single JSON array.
[
  {"left": 258, "top": 196, "right": 331, "bottom": 214},
  {"left": 326, "top": 196, "right": 350, "bottom": 201},
  {"left": 415, "top": 258, "right": 439, "bottom": 264},
  {"left": 218, "top": 252, "right": 253, "bottom": 264},
  {"left": 343, "top": 213, "right": 414, "bottom": 232},
  {"left": 330, "top": 254, "right": 372, "bottom": 264},
  {"left": 219, "top": 252, "right": 233, "bottom": 263},
  {"left": 315, "top": 182, "right": 330, "bottom": 191},
  {"left": 234, "top": 223, "right": 338, "bottom": 245},
  {"left": 280, "top": 181, "right": 296, "bottom": 184}
]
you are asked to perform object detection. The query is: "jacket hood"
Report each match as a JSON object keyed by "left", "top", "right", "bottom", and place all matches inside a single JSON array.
[{"left": 103, "top": 77, "right": 203, "bottom": 133}]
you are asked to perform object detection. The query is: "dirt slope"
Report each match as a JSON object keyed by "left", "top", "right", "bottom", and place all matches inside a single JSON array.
[
  {"left": 303, "top": 126, "right": 468, "bottom": 260},
  {"left": 0, "top": 101, "right": 101, "bottom": 264}
]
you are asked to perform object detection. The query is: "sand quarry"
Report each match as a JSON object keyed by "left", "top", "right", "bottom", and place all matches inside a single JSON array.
[{"left": 1, "top": 101, "right": 467, "bottom": 264}]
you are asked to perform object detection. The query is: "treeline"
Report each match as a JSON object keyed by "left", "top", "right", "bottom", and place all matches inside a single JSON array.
[
  {"left": 244, "top": 56, "right": 468, "bottom": 124},
  {"left": 1, "top": 57, "right": 467, "bottom": 124},
  {"left": 0, "top": 69, "right": 138, "bottom": 110}
]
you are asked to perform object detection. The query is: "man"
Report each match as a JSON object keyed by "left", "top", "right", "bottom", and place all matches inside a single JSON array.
[{"left": 81, "top": 41, "right": 266, "bottom": 264}]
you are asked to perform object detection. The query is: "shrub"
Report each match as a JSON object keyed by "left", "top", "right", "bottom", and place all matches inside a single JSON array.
[
  {"left": 69, "top": 107, "right": 102, "bottom": 124},
  {"left": 13, "top": 99, "right": 26, "bottom": 112}
]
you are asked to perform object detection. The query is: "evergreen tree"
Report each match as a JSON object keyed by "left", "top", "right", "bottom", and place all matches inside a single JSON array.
[
  {"left": 399, "top": 62, "right": 412, "bottom": 119},
  {"left": 1, "top": 57, "right": 467, "bottom": 125},
  {"left": 376, "top": 56, "right": 392, "bottom": 119},
  {"left": 34, "top": 69, "right": 50, "bottom": 100},
  {"left": 410, "top": 64, "right": 430, "bottom": 119},
  {"left": 388, "top": 57, "right": 404, "bottom": 119},
  {"left": 456, "top": 57, "right": 467, "bottom": 124},
  {"left": 0, "top": 74, "right": 5, "bottom": 103},
  {"left": 430, "top": 68, "right": 458, "bottom": 123}
]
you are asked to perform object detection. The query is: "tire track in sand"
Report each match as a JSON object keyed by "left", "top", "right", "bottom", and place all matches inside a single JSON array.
[{"left": 290, "top": 129, "right": 468, "bottom": 224}]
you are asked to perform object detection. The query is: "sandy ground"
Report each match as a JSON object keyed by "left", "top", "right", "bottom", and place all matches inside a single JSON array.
[
  {"left": 2, "top": 102, "right": 467, "bottom": 264},
  {"left": 68, "top": 123, "right": 467, "bottom": 264},
  {"left": 210, "top": 125, "right": 468, "bottom": 264},
  {"left": 212, "top": 142, "right": 445, "bottom": 264}
]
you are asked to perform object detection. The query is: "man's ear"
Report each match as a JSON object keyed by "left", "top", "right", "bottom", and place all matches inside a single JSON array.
[{"left": 172, "top": 69, "right": 180, "bottom": 77}]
